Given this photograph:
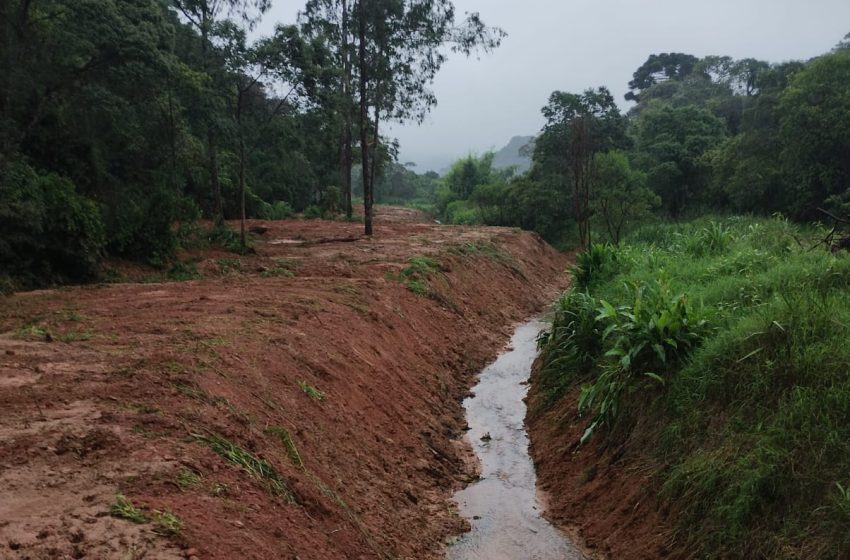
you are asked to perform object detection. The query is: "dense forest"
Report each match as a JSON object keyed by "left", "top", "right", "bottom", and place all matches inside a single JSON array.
[
  {"left": 0, "top": 0, "right": 502, "bottom": 291},
  {"left": 432, "top": 38, "right": 850, "bottom": 249}
]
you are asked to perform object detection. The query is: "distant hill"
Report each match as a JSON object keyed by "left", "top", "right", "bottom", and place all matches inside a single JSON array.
[{"left": 491, "top": 135, "right": 534, "bottom": 174}]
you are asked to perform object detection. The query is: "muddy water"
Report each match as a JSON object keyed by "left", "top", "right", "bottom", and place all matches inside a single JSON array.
[{"left": 447, "top": 320, "right": 585, "bottom": 560}]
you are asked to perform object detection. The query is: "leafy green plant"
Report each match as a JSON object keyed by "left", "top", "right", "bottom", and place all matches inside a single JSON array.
[
  {"left": 682, "top": 221, "right": 733, "bottom": 257},
  {"left": 577, "top": 278, "right": 706, "bottom": 442},
  {"left": 110, "top": 495, "right": 147, "bottom": 523},
  {"left": 209, "top": 224, "right": 250, "bottom": 254},
  {"left": 0, "top": 162, "right": 105, "bottom": 287},
  {"left": 168, "top": 260, "right": 200, "bottom": 281},
  {"left": 536, "top": 291, "right": 604, "bottom": 408},
  {"left": 255, "top": 199, "right": 294, "bottom": 220},
  {"left": 0, "top": 275, "right": 17, "bottom": 295},
  {"left": 303, "top": 205, "right": 322, "bottom": 220},
  {"left": 540, "top": 217, "right": 850, "bottom": 558},
  {"left": 572, "top": 243, "right": 618, "bottom": 289}
]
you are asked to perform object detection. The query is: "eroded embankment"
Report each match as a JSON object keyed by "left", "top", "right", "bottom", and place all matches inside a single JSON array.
[
  {"left": 527, "top": 387, "right": 674, "bottom": 560},
  {"left": 0, "top": 208, "right": 569, "bottom": 560}
]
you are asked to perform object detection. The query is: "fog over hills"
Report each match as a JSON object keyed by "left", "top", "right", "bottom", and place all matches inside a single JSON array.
[{"left": 491, "top": 135, "right": 534, "bottom": 174}]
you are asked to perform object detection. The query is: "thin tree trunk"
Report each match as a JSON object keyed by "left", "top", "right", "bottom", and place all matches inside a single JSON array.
[
  {"left": 200, "top": 7, "right": 223, "bottom": 224},
  {"left": 208, "top": 131, "right": 223, "bottom": 224},
  {"left": 357, "top": 6, "right": 372, "bottom": 236},
  {"left": 341, "top": 0, "right": 353, "bottom": 219},
  {"left": 369, "top": 101, "right": 380, "bottom": 203},
  {"left": 570, "top": 117, "right": 592, "bottom": 250},
  {"left": 239, "top": 135, "right": 246, "bottom": 247}
]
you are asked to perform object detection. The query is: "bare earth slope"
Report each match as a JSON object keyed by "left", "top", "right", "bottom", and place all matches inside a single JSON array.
[
  {"left": 527, "top": 388, "right": 674, "bottom": 560},
  {"left": 0, "top": 207, "right": 569, "bottom": 560}
]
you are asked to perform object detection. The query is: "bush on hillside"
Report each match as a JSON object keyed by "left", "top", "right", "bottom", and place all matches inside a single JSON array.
[{"left": 0, "top": 162, "right": 105, "bottom": 287}]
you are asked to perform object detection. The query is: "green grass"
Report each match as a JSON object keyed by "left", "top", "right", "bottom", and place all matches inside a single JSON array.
[
  {"left": 193, "top": 433, "right": 295, "bottom": 502},
  {"left": 397, "top": 256, "right": 442, "bottom": 296},
  {"left": 451, "top": 241, "right": 527, "bottom": 279},
  {"left": 16, "top": 324, "right": 51, "bottom": 341},
  {"left": 152, "top": 510, "right": 183, "bottom": 536},
  {"left": 298, "top": 381, "right": 325, "bottom": 401},
  {"left": 266, "top": 426, "right": 305, "bottom": 469},
  {"left": 210, "top": 482, "right": 229, "bottom": 497},
  {"left": 175, "top": 468, "right": 202, "bottom": 490},
  {"left": 261, "top": 258, "right": 298, "bottom": 278},
  {"left": 110, "top": 495, "right": 147, "bottom": 523},
  {"left": 216, "top": 257, "right": 242, "bottom": 274},
  {"left": 168, "top": 259, "right": 200, "bottom": 281},
  {"left": 539, "top": 216, "right": 850, "bottom": 559}
]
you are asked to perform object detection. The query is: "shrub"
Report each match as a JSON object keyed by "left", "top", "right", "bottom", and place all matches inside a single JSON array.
[
  {"left": 578, "top": 278, "right": 706, "bottom": 442},
  {"left": 303, "top": 205, "right": 322, "bottom": 220},
  {"left": 255, "top": 198, "right": 294, "bottom": 220},
  {"left": 572, "top": 243, "right": 619, "bottom": 289},
  {"left": 444, "top": 200, "right": 480, "bottom": 225},
  {"left": 103, "top": 187, "right": 198, "bottom": 267},
  {"left": 209, "top": 224, "right": 247, "bottom": 254},
  {"left": 0, "top": 162, "right": 105, "bottom": 286}
]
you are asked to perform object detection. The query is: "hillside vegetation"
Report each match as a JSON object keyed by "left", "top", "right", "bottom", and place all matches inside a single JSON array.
[
  {"left": 427, "top": 41, "right": 850, "bottom": 251},
  {"left": 535, "top": 216, "right": 850, "bottom": 559}
]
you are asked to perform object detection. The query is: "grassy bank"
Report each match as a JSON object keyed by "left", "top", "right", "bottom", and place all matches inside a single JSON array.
[{"left": 537, "top": 216, "right": 850, "bottom": 559}]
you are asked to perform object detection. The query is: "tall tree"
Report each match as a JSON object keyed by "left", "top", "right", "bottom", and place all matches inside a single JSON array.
[
  {"left": 632, "top": 104, "right": 726, "bottom": 216},
  {"left": 779, "top": 51, "right": 850, "bottom": 217},
  {"left": 352, "top": 0, "right": 504, "bottom": 235},
  {"left": 170, "top": 0, "right": 271, "bottom": 222},
  {"left": 625, "top": 52, "right": 699, "bottom": 102},
  {"left": 301, "top": 0, "right": 356, "bottom": 218},
  {"left": 219, "top": 21, "right": 314, "bottom": 246},
  {"left": 537, "top": 87, "right": 626, "bottom": 249}
]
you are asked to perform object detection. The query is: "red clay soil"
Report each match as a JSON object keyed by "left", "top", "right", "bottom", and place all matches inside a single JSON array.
[
  {"left": 0, "top": 206, "right": 569, "bottom": 560},
  {"left": 527, "top": 376, "right": 682, "bottom": 560}
]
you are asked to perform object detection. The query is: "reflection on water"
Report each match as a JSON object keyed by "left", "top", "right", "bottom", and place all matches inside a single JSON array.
[{"left": 448, "top": 320, "right": 585, "bottom": 560}]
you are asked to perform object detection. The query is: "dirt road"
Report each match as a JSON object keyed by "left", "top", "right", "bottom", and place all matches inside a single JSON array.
[{"left": 0, "top": 207, "right": 569, "bottom": 560}]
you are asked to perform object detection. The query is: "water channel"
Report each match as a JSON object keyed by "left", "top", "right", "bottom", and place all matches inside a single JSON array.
[{"left": 447, "top": 319, "right": 586, "bottom": 560}]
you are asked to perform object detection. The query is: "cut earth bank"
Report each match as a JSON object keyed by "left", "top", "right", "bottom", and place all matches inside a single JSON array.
[{"left": 0, "top": 206, "right": 570, "bottom": 560}]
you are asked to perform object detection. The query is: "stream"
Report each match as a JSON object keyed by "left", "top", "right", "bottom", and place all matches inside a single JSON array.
[{"left": 447, "top": 320, "right": 585, "bottom": 560}]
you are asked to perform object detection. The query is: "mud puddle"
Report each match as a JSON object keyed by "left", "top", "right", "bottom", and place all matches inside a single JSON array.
[{"left": 448, "top": 320, "right": 585, "bottom": 560}]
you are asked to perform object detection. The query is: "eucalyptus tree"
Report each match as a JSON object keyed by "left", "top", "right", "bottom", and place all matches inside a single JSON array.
[
  {"left": 218, "top": 21, "right": 324, "bottom": 245},
  {"left": 304, "top": 0, "right": 502, "bottom": 234},
  {"left": 352, "top": 0, "right": 504, "bottom": 235},
  {"left": 170, "top": 0, "right": 271, "bottom": 222},
  {"left": 301, "top": 0, "right": 356, "bottom": 218}
]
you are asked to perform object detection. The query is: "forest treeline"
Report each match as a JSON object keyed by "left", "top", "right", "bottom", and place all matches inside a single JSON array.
[
  {"left": 0, "top": 0, "right": 501, "bottom": 291},
  {"left": 429, "top": 38, "right": 850, "bottom": 247}
]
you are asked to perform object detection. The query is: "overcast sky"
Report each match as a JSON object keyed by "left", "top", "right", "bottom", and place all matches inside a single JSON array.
[{"left": 259, "top": 1, "right": 850, "bottom": 172}]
